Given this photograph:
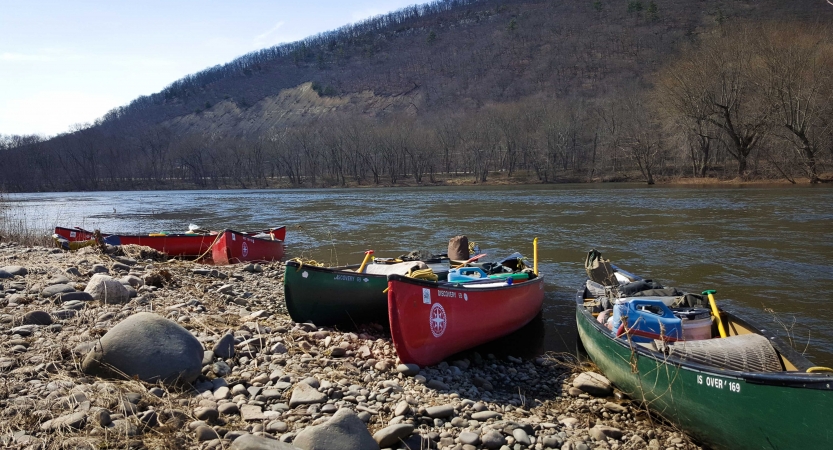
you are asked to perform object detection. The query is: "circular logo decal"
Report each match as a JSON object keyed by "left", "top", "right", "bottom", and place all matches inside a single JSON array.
[
  {"left": 242, "top": 242, "right": 249, "bottom": 257},
  {"left": 430, "top": 303, "right": 447, "bottom": 338}
]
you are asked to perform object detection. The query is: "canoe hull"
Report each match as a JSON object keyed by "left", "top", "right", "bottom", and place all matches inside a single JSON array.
[
  {"left": 388, "top": 275, "right": 545, "bottom": 366},
  {"left": 575, "top": 292, "right": 833, "bottom": 450},
  {"left": 283, "top": 261, "right": 389, "bottom": 327},
  {"left": 211, "top": 229, "right": 285, "bottom": 265},
  {"left": 54, "top": 226, "right": 286, "bottom": 260}
]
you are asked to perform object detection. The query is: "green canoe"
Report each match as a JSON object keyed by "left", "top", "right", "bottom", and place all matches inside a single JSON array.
[
  {"left": 284, "top": 260, "right": 390, "bottom": 327},
  {"left": 576, "top": 267, "right": 833, "bottom": 450},
  {"left": 284, "top": 258, "right": 451, "bottom": 327}
]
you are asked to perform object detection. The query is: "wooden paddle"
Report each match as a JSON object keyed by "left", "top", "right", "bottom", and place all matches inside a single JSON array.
[{"left": 452, "top": 253, "right": 487, "bottom": 268}]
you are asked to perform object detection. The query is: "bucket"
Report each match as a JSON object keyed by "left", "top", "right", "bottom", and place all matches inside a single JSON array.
[
  {"left": 673, "top": 307, "right": 713, "bottom": 341},
  {"left": 619, "top": 298, "right": 683, "bottom": 343},
  {"left": 448, "top": 267, "right": 489, "bottom": 282}
]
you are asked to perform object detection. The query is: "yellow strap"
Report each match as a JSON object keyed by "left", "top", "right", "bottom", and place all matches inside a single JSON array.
[{"left": 807, "top": 366, "right": 833, "bottom": 373}]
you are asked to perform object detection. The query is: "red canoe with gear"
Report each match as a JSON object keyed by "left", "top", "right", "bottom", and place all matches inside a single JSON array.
[
  {"left": 211, "top": 229, "right": 285, "bottom": 265},
  {"left": 54, "top": 226, "right": 286, "bottom": 260},
  {"left": 387, "top": 239, "right": 544, "bottom": 366}
]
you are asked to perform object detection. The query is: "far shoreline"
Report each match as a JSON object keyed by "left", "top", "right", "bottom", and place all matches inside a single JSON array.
[{"left": 3, "top": 171, "right": 824, "bottom": 195}]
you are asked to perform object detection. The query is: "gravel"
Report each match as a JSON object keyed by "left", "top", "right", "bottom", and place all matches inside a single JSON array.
[{"left": 0, "top": 240, "right": 701, "bottom": 450}]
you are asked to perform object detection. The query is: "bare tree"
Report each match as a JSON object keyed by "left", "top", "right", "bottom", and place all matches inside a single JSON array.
[
  {"left": 656, "top": 26, "right": 770, "bottom": 178},
  {"left": 757, "top": 23, "right": 833, "bottom": 183}
]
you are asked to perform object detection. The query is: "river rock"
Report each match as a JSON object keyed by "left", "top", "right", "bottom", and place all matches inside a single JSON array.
[
  {"left": 394, "top": 401, "right": 411, "bottom": 417},
  {"left": 604, "top": 402, "right": 628, "bottom": 414},
  {"left": 10, "top": 325, "right": 37, "bottom": 337},
  {"left": 241, "top": 405, "right": 266, "bottom": 421},
  {"left": 81, "top": 312, "right": 203, "bottom": 384},
  {"left": 195, "top": 407, "right": 219, "bottom": 421},
  {"left": 396, "top": 363, "right": 420, "bottom": 376},
  {"left": 0, "top": 269, "right": 12, "bottom": 278},
  {"left": 196, "top": 425, "right": 219, "bottom": 441},
  {"left": 512, "top": 428, "right": 531, "bottom": 445},
  {"left": 213, "top": 334, "right": 236, "bottom": 359},
  {"left": 373, "top": 424, "right": 414, "bottom": 447},
  {"left": 55, "top": 291, "right": 94, "bottom": 303},
  {"left": 218, "top": 402, "right": 239, "bottom": 415},
  {"left": 573, "top": 372, "right": 613, "bottom": 397},
  {"left": 84, "top": 274, "right": 130, "bottom": 304},
  {"left": 40, "top": 411, "right": 87, "bottom": 431},
  {"left": 459, "top": 431, "right": 480, "bottom": 445},
  {"left": 289, "top": 382, "right": 327, "bottom": 407},
  {"left": 425, "top": 404, "right": 454, "bottom": 418},
  {"left": 590, "top": 425, "right": 623, "bottom": 441},
  {"left": 471, "top": 411, "right": 501, "bottom": 421},
  {"left": 42, "top": 283, "right": 76, "bottom": 297},
  {"left": 480, "top": 430, "right": 506, "bottom": 449},
  {"left": 293, "top": 408, "right": 379, "bottom": 450},
  {"left": 426, "top": 379, "right": 449, "bottom": 390},
  {"left": 22, "top": 310, "right": 52, "bottom": 325},
  {"left": 2, "top": 265, "right": 27, "bottom": 276},
  {"left": 231, "top": 434, "right": 301, "bottom": 450}
]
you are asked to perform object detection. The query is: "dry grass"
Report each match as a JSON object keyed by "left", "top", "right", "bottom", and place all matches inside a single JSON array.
[{"left": 0, "top": 192, "right": 58, "bottom": 247}]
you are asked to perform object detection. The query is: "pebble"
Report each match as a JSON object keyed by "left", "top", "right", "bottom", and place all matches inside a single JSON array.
[
  {"left": 195, "top": 425, "right": 220, "bottom": 441},
  {"left": 573, "top": 372, "right": 613, "bottom": 397},
  {"left": 426, "top": 404, "right": 454, "bottom": 418}
]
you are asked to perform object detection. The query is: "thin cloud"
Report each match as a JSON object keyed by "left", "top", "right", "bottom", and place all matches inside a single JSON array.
[{"left": 253, "top": 21, "right": 287, "bottom": 47}]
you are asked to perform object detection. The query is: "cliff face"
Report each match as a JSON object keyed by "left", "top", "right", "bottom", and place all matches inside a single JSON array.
[{"left": 162, "top": 82, "right": 422, "bottom": 138}]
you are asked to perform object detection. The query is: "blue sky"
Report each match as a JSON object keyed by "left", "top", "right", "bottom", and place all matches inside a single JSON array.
[{"left": 0, "top": 1, "right": 422, "bottom": 137}]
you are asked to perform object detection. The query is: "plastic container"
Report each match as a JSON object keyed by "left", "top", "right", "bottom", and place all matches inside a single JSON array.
[
  {"left": 488, "top": 272, "right": 529, "bottom": 281},
  {"left": 448, "top": 267, "right": 489, "bottom": 282},
  {"left": 617, "top": 298, "right": 683, "bottom": 343},
  {"left": 673, "top": 307, "right": 713, "bottom": 341}
]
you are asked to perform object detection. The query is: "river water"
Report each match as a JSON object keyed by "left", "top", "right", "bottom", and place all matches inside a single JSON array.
[{"left": 6, "top": 184, "right": 833, "bottom": 366}]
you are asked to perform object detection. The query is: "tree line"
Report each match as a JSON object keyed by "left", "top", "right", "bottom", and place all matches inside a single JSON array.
[{"left": 2, "top": 11, "right": 832, "bottom": 191}]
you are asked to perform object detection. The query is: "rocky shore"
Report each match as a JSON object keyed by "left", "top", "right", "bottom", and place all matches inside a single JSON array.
[{"left": 0, "top": 242, "right": 701, "bottom": 450}]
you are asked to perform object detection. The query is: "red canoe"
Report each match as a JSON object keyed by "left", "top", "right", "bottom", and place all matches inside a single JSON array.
[
  {"left": 211, "top": 229, "right": 285, "bottom": 265},
  {"left": 54, "top": 226, "right": 286, "bottom": 260},
  {"left": 387, "top": 273, "right": 545, "bottom": 366}
]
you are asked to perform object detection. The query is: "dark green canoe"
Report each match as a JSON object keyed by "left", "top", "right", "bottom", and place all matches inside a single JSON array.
[
  {"left": 284, "top": 260, "right": 390, "bottom": 327},
  {"left": 576, "top": 282, "right": 833, "bottom": 450}
]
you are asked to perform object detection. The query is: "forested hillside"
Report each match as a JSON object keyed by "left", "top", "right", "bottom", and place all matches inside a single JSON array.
[{"left": 2, "top": 0, "right": 832, "bottom": 191}]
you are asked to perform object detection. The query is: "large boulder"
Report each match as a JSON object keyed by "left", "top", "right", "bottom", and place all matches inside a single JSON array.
[
  {"left": 84, "top": 274, "right": 130, "bottom": 304},
  {"left": 293, "top": 408, "right": 379, "bottom": 450},
  {"left": 81, "top": 312, "right": 203, "bottom": 385}
]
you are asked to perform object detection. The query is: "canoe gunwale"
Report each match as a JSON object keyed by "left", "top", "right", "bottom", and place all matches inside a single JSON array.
[
  {"left": 386, "top": 272, "right": 542, "bottom": 289},
  {"left": 575, "top": 289, "right": 833, "bottom": 390},
  {"left": 283, "top": 261, "right": 377, "bottom": 276}
]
